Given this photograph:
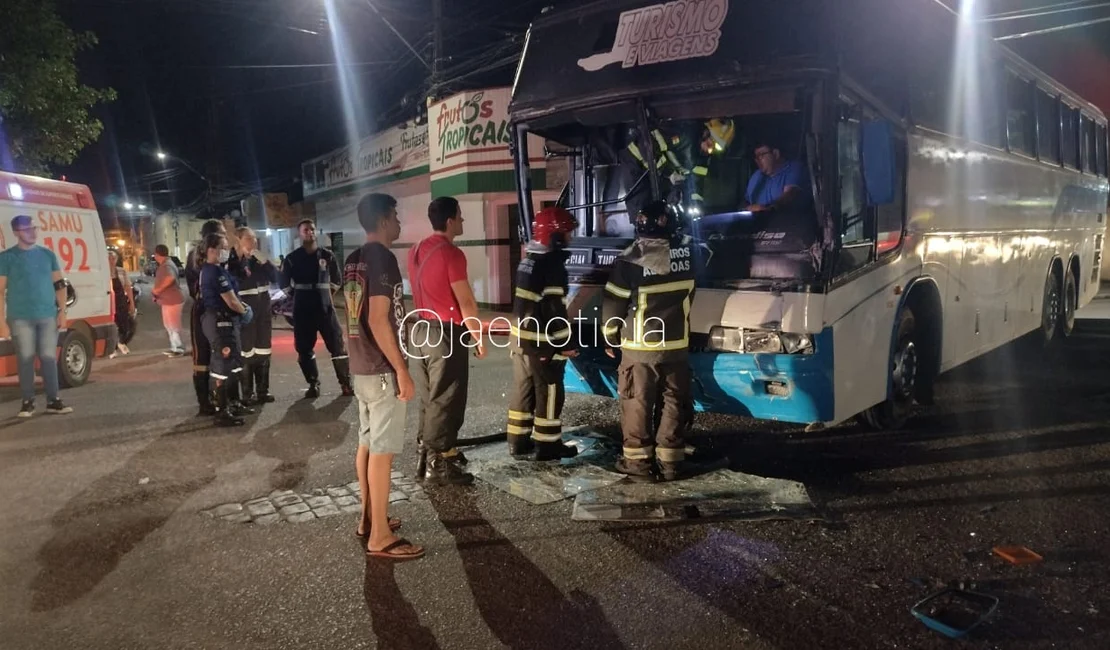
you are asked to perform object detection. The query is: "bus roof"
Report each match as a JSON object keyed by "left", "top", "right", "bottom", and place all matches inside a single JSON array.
[
  {"left": 510, "top": 0, "right": 1106, "bottom": 124},
  {"left": 0, "top": 171, "right": 97, "bottom": 211},
  {"left": 509, "top": 0, "right": 830, "bottom": 121}
]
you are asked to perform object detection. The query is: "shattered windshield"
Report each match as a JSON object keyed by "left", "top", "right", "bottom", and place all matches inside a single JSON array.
[{"left": 521, "top": 91, "right": 825, "bottom": 285}]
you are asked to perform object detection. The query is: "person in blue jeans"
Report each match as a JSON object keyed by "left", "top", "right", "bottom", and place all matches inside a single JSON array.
[{"left": 0, "top": 215, "right": 74, "bottom": 418}]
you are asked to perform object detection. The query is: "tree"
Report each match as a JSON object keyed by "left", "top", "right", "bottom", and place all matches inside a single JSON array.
[{"left": 0, "top": 0, "right": 116, "bottom": 175}]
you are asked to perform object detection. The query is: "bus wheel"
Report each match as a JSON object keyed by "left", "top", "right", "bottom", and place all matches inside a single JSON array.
[
  {"left": 1060, "top": 268, "right": 1077, "bottom": 338},
  {"left": 59, "top": 329, "right": 93, "bottom": 389},
  {"left": 858, "top": 308, "right": 917, "bottom": 431},
  {"left": 1040, "top": 266, "right": 1062, "bottom": 345}
]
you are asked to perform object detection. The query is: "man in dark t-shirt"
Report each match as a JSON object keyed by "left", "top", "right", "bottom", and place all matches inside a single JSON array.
[{"left": 342, "top": 192, "right": 423, "bottom": 561}]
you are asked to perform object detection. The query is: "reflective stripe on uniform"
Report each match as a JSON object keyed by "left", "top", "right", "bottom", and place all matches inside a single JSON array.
[
  {"left": 515, "top": 287, "right": 542, "bottom": 302},
  {"left": 293, "top": 283, "right": 333, "bottom": 290},
  {"left": 242, "top": 350, "right": 256, "bottom": 358},
  {"left": 209, "top": 372, "right": 228, "bottom": 380},
  {"left": 507, "top": 424, "right": 532, "bottom": 435},
  {"left": 541, "top": 286, "right": 565, "bottom": 297},
  {"left": 253, "top": 348, "right": 272, "bottom": 355},
  {"left": 628, "top": 279, "right": 694, "bottom": 350},
  {"left": 238, "top": 287, "right": 269, "bottom": 296},
  {"left": 331, "top": 355, "right": 349, "bottom": 361},
  {"left": 604, "top": 282, "right": 631, "bottom": 298},
  {"left": 532, "top": 431, "right": 563, "bottom": 443},
  {"left": 510, "top": 325, "right": 571, "bottom": 344},
  {"left": 623, "top": 446, "right": 654, "bottom": 460},
  {"left": 508, "top": 409, "right": 533, "bottom": 421},
  {"left": 217, "top": 321, "right": 233, "bottom": 327},
  {"left": 657, "top": 447, "right": 685, "bottom": 462},
  {"left": 692, "top": 166, "right": 708, "bottom": 176}
]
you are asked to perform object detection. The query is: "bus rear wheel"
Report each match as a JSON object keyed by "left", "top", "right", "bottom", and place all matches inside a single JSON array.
[
  {"left": 1040, "top": 266, "right": 1062, "bottom": 345},
  {"left": 1060, "top": 267, "right": 1077, "bottom": 338},
  {"left": 857, "top": 308, "right": 917, "bottom": 431}
]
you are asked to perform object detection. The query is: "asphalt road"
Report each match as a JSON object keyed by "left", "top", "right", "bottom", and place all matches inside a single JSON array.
[{"left": 2, "top": 295, "right": 1110, "bottom": 649}]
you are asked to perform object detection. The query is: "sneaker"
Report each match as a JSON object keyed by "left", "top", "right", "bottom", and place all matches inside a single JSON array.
[
  {"left": 17, "top": 401, "right": 34, "bottom": 418},
  {"left": 118, "top": 343, "right": 130, "bottom": 356},
  {"left": 164, "top": 350, "right": 185, "bottom": 357},
  {"left": 45, "top": 400, "right": 73, "bottom": 415}
]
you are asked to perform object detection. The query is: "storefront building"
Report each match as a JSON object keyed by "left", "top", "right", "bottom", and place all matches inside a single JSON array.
[{"left": 301, "top": 87, "right": 561, "bottom": 311}]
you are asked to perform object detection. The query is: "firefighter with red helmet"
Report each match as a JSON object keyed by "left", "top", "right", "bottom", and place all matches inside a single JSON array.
[
  {"left": 506, "top": 206, "right": 581, "bottom": 461},
  {"left": 602, "top": 200, "right": 696, "bottom": 482}
]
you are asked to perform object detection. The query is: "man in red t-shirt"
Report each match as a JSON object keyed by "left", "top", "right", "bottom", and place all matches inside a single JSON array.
[{"left": 407, "top": 197, "right": 486, "bottom": 485}]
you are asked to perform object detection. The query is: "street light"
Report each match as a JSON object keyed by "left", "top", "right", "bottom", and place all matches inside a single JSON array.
[
  {"left": 156, "top": 151, "right": 168, "bottom": 161},
  {"left": 123, "top": 202, "right": 134, "bottom": 210},
  {"left": 116, "top": 239, "right": 126, "bottom": 246},
  {"left": 138, "top": 204, "right": 147, "bottom": 210}
]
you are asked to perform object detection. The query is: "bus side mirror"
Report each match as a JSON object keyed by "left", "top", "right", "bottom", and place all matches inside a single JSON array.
[{"left": 862, "top": 120, "right": 896, "bottom": 206}]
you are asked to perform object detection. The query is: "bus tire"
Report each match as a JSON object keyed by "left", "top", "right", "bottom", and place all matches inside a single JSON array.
[
  {"left": 857, "top": 308, "right": 917, "bottom": 431},
  {"left": 1040, "top": 265, "right": 1062, "bottom": 345},
  {"left": 1060, "top": 265, "right": 1077, "bottom": 339},
  {"left": 59, "top": 329, "right": 93, "bottom": 389}
]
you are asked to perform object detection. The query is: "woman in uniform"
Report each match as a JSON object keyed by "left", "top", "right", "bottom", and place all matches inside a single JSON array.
[{"left": 198, "top": 233, "right": 253, "bottom": 427}]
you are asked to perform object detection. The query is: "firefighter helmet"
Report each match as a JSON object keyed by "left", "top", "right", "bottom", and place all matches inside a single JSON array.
[
  {"left": 531, "top": 206, "right": 578, "bottom": 247},
  {"left": 634, "top": 200, "right": 677, "bottom": 238},
  {"left": 704, "top": 118, "right": 735, "bottom": 153}
]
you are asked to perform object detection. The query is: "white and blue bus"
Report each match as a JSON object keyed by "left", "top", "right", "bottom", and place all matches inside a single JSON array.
[{"left": 508, "top": 0, "right": 1110, "bottom": 429}]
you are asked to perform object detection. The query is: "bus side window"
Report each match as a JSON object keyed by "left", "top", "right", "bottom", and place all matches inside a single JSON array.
[
  {"left": 876, "top": 135, "right": 906, "bottom": 257},
  {"left": 835, "top": 114, "right": 874, "bottom": 276}
]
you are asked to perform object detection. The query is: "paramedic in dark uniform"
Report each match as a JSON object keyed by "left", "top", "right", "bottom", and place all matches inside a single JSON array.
[
  {"left": 233, "top": 226, "right": 278, "bottom": 405},
  {"left": 281, "top": 218, "right": 353, "bottom": 399},
  {"left": 506, "top": 206, "right": 580, "bottom": 462},
  {"left": 186, "top": 219, "right": 241, "bottom": 416},
  {"left": 198, "top": 232, "right": 252, "bottom": 427},
  {"left": 601, "top": 200, "right": 696, "bottom": 482}
]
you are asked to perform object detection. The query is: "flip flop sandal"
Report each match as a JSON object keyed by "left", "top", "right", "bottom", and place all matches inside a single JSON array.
[
  {"left": 355, "top": 517, "right": 402, "bottom": 539},
  {"left": 366, "top": 538, "right": 425, "bottom": 561}
]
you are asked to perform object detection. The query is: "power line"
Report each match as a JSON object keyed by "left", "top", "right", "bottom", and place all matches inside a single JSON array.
[
  {"left": 995, "top": 13, "right": 1110, "bottom": 39},
  {"left": 363, "top": 0, "right": 431, "bottom": 71},
  {"left": 982, "top": 1, "right": 1110, "bottom": 22},
  {"left": 985, "top": 0, "right": 1098, "bottom": 18}
]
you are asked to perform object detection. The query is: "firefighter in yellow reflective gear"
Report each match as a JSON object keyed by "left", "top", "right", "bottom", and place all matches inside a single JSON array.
[
  {"left": 601, "top": 200, "right": 697, "bottom": 482},
  {"left": 507, "top": 207, "right": 581, "bottom": 461},
  {"left": 625, "top": 119, "right": 734, "bottom": 217}
]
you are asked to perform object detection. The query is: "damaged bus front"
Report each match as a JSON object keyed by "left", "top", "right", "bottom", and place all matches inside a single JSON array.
[{"left": 508, "top": 0, "right": 919, "bottom": 428}]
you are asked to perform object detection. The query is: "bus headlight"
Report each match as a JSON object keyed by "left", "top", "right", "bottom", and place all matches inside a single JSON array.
[
  {"left": 743, "top": 331, "right": 782, "bottom": 353},
  {"left": 707, "top": 327, "right": 813, "bottom": 354},
  {"left": 708, "top": 326, "right": 743, "bottom": 352},
  {"left": 780, "top": 333, "right": 814, "bottom": 354}
]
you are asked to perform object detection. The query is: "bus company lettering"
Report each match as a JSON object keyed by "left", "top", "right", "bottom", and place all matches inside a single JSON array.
[
  {"left": 577, "top": 0, "right": 729, "bottom": 72},
  {"left": 433, "top": 91, "right": 511, "bottom": 161},
  {"left": 36, "top": 210, "right": 84, "bottom": 233}
]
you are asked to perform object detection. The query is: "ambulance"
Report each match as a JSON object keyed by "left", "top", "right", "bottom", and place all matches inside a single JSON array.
[{"left": 0, "top": 171, "right": 117, "bottom": 388}]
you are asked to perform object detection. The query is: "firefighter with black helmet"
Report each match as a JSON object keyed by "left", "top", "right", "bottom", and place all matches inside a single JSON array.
[
  {"left": 601, "top": 200, "right": 696, "bottom": 482},
  {"left": 280, "top": 219, "right": 353, "bottom": 399},
  {"left": 505, "top": 206, "right": 581, "bottom": 461}
]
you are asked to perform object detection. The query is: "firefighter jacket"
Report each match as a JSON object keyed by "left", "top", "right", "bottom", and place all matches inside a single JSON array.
[
  {"left": 233, "top": 254, "right": 277, "bottom": 313},
  {"left": 511, "top": 243, "right": 575, "bottom": 358},
  {"left": 281, "top": 246, "right": 341, "bottom": 314},
  {"left": 626, "top": 128, "right": 709, "bottom": 199},
  {"left": 601, "top": 235, "right": 696, "bottom": 365}
]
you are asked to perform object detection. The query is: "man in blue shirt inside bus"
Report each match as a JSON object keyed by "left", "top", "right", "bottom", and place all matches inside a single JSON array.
[{"left": 745, "top": 139, "right": 811, "bottom": 212}]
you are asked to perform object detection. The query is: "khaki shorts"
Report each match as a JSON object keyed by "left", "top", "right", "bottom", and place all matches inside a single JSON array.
[{"left": 352, "top": 374, "right": 407, "bottom": 454}]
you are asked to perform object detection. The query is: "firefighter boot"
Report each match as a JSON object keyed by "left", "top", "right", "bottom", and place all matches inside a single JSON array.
[
  {"left": 334, "top": 357, "right": 354, "bottom": 397},
  {"left": 533, "top": 440, "right": 578, "bottom": 462},
  {"left": 240, "top": 358, "right": 257, "bottom": 405},
  {"left": 507, "top": 433, "right": 534, "bottom": 459},
  {"left": 299, "top": 355, "right": 320, "bottom": 399},
  {"left": 194, "top": 372, "right": 216, "bottom": 417},
  {"left": 212, "top": 384, "right": 245, "bottom": 427},
  {"left": 615, "top": 456, "right": 658, "bottom": 483},
  {"left": 226, "top": 373, "right": 255, "bottom": 416},
  {"left": 424, "top": 451, "right": 475, "bottom": 486},
  {"left": 657, "top": 461, "right": 688, "bottom": 482},
  {"left": 255, "top": 357, "right": 276, "bottom": 404}
]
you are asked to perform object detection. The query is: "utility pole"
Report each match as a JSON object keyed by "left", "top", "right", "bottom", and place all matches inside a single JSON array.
[{"left": 431, "top": 0, "right": 443, "bottom": 96}]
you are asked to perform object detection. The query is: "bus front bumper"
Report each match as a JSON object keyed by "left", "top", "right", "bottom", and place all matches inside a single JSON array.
[{"left": 563, "top": 329, "right": 835, "bottom": 425}]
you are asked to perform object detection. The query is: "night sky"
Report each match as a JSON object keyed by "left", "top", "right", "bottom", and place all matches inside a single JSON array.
[{"left": 53, "top": 0, "right": 1110, "bottom": 217}]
